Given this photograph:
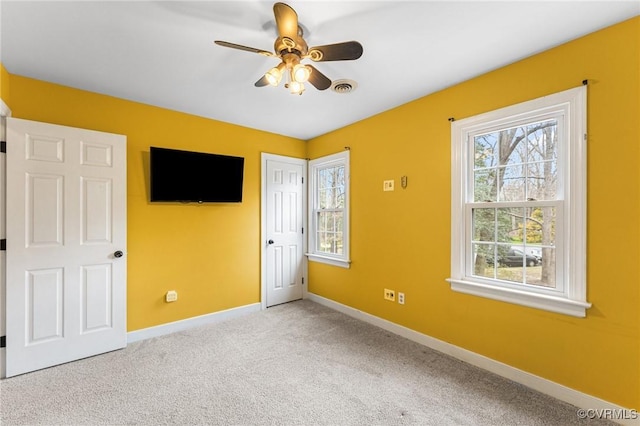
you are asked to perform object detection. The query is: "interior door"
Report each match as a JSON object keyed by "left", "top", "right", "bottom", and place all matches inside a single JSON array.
[
  {"left": 263, "top": 154, "right": 305, "bottom": 307},
  {"left": 6, "top": 118, "right": 127, "bottom": 377}
]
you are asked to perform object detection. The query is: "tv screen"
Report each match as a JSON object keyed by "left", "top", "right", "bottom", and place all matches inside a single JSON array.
[{"left": 150, "top": 146, "right": 244, "bottom": 203}]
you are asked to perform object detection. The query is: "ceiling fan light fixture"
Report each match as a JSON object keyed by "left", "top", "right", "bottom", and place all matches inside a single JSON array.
[
  {"left": 265, "top": 63, "right": 286, "bottom": 86},
  {"left": 288, "top": 80, "right": 305, "bottom": 95},
  {"left": 292, "top": 64, "right": 311, "bottom": 83}
]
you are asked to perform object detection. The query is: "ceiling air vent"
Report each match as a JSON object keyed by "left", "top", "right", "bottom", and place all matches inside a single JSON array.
[{"left": 331, "top": 79, "right": 357, "bottom": 94}]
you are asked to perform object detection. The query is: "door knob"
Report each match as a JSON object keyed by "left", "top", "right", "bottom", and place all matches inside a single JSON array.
[
  {"left": 114, "top": 250, "right": 124, "bottom": 258},
  {"left": 267, "top": 240, "right": 274, "bottom": 245}
]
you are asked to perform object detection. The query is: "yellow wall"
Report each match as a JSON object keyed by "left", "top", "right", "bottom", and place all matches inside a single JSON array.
[
  {"left": 6, "top": 75, "right": 305, "bottom": 331},
  {"left": 307, "top": 17, "right": 639, "bottom": 409},
  {"left": 0, "top": 62, "right": 10, "bottom": 106}
]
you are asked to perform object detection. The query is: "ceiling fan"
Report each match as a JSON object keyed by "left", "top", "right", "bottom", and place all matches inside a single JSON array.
[{"left": 214, "top": 2, "right": 363, "bottom": 95}]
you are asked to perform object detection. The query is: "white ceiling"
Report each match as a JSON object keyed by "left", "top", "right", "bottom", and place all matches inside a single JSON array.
[{"left": 1, "top": 1, "right": 638, "bottom": 140}]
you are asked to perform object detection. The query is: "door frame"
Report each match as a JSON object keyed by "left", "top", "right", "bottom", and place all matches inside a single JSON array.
[
  {"left": 260, "top": 153, "right": 308, "bottom": 310},
  {"left": 0, "top": 98, "right": 11, "bottom": 378}
]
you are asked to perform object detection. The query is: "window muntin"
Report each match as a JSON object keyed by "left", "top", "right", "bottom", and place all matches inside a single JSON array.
[
  {"left": 448, "top": 86, "right": 589, "bottom": 317},
  {"left": 308, "top": 151, "right": 350, "bottom": 268}
]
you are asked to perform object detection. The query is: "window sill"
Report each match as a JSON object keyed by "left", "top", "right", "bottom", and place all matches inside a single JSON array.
[
  {"left": 446, "top": 278, "right": 591, "bottom": 317},
  {"left": 306, "top": 253, "right": 351, "bottom": 269}
]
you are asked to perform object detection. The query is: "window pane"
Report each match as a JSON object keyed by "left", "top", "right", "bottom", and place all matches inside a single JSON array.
[
  {"left": 474, "top": 133, "right": 498, "bottom": 168},
  {"left": 535, "top": 247, "right": 557, "bottom": 289},
  {"left": 472, "top": 243, "right": 496, "bottom": 279},
  {"left": 472, "top": 208, "right": 495, "bottom": 241},
  {"left": 527, "top": 120, "right": 557, "bottom": 163},
  {"left": 499, "top": 165, "right": 525, "bottom": 201},
  {"left": 318, "top": 168, "right": 330, "bottom": 190},
  {"left": 335, "top": 187, "right": 345, "bottom": 208},
  {"left": 497, "top": 208, "right": 524, "bottom": 244},
  {"left": 496, "top": 264, "right": 524, "bottom": 284},
  {"left": 316, "top": 231, "right": 325, "bottom": 252},
  {"left": 522, "top": 206, "right": 556, "bottom": 246},
  {"left": 496, "top": 244, "right": 524, "bottom": 283},
  {"left": 527, "top": 120, "right": 558, "bottom": 201},
  {"left": 318, "top": 189, "right": 328, "bottom": 209},
  {"left": 501, "top": 126, "right": 527, "bottom": 167},
  {"left": 474, "top": 169, "right": 497, "bottom": 202},
  {"left": 527, "top": 161, "right": 557, "bottom": 201}
]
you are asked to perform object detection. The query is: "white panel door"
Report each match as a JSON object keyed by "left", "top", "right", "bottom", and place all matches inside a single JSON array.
[
  {"left": 264, "top": 155, "right": 305, "bottom": 307},
  {"left": 6, "top": 118, "right": 127, "bottom": 377}
]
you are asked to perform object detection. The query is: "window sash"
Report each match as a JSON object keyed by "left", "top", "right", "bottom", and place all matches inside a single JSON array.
[
  {"left": 464, "top": 200, "right": 564, "bottom": 295},
  {"left": 467, "top": 112, "right": 565, "bottom": 203},
  {"left": 315, "top": 209, "right": 344, "bottom": 255}
]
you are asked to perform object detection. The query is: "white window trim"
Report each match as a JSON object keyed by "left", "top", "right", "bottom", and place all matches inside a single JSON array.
[
  {"left": 307, "top": 151, "right": 351, "bottom": 269},
  {"left": 447, "top": 86, "right": 591, "bottom": 317}
]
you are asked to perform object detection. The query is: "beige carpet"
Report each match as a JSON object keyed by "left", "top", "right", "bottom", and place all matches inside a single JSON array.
[{"left": 0, "top": 300, "right": 613, "bottom": 425}]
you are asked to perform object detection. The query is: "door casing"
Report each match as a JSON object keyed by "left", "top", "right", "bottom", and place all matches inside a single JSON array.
[{"left": 0, "top": 99, "right": 11, "bottom": 378}]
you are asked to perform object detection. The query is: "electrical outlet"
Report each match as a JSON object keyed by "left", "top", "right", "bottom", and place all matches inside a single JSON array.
[
  {"left": 384, "top": 288, "right": 395, "bottom": 301},
  {"left": 165, "top": 290, "right": 178, "bottom": 303},
  {"left": 398, "top": 292, "right": 405, "bottom": 305},
  {"left": 383, "top": 180, "right": 395, "bottom": 191}
]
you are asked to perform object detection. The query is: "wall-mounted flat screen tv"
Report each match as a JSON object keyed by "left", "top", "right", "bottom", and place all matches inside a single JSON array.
[{"left": 150, "top": 146, "right": 244, "bottom": 203}]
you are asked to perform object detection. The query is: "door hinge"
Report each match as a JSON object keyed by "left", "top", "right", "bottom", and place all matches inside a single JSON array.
[
  {"left": 0, "top": 335, "right": 5, "bottom": 348},
  {"left": 0, "top": 141, "right": 6, "bottom": 153},
  {"left": 301, "top": 227, "right": 304, "bottom": 234},
  {"left": 302, "top": 277, "right": 304, "bottom": 284},
  {"left": 0, "top": 239, "right": 5, "bottom": 251},
  {"left": 301, "top": 177, "right": 304, "bottom": 184}
]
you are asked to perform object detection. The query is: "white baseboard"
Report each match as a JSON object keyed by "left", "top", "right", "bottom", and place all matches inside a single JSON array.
[
  {"left": 0, "top": 348, "right": 5, "bottom": 379},
  {"left": 127, "top": 302, "right": 261, "bottom": 344},
  {"left": 306, "top": 292, "right": 638, "bottom": 426}
]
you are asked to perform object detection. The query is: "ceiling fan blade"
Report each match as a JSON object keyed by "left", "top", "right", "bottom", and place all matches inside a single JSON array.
[
  {"left": 273, "top": 2, "right": 299, "bottom": 40},
  {"left": 214, "top": 40, "right": 273, "bottom": 57},
  {"left": 255, "top": 75, "right": 270, "bottom": 87},
  {"left": 308, "top": 41, "right": 363, "bottom": 62},
  {"left": 306, "top": 65, "right": 332, "bottom": 91}
]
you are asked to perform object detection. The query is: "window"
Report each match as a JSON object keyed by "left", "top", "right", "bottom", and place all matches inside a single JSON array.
[
  {"left": 447, "top": 86, "right": 590, "bottom": 317},
  {"left": 308, "top": 151, "right": 350, "bottom": 268}
]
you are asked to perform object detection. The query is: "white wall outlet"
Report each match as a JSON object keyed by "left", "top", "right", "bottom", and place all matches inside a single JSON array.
[
  {"left": 383, "top": 180, "right": 395, "bottom": 191},
  {"left": 398, "top": 292, "right": 405, "bottom": 305},
  {"left": 165, "top": 290, "right": 178, "bottom": 303}
]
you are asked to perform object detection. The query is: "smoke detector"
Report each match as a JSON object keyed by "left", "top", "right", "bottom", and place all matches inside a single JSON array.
[{"left": 331, "top": 79, "right": 358, "bottom": 94}]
